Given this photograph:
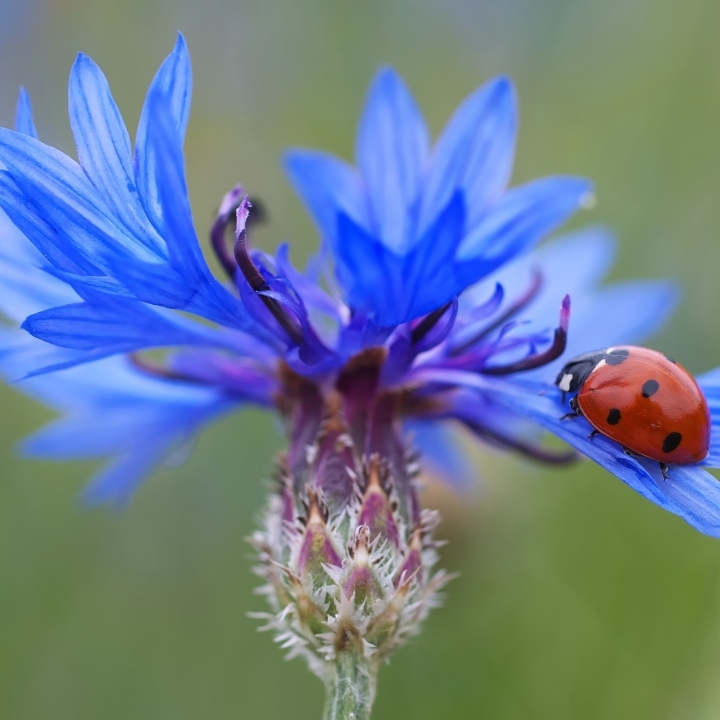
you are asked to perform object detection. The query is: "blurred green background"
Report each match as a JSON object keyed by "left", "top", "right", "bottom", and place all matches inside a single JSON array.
[{"left": 2, "top": 0, "right": 720, "bottom": 718}]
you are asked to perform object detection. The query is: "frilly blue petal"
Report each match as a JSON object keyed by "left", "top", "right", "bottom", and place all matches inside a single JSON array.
[
  {"left": 556, "top": 279, "right": 679, "bottom": 364},
  {"left": 137, "top": 90, "right": 263, "bottom": 334},
  {"left": 698, "top": 372, "right": 720, "bottom": 467},
  {"left": 355, "top": 67, "right": 429, "bottom": 252},
  {"left": 419, "top": 76, "right": 516, "bottom": 234},
  {"left": 334, "top": 193, "right": 465, "bottom": 325},
  {"left": 80, "top": 448, "right": 172, "bottom": 507},
  {"left": 21, "top": 295, "right": 231, "bottom": 361},
  {"left": 457, "top": 176, "right": 593, "bottom": 263},
  {"left": 0, "top": 328, "right": 90, "bottom": 381},
  {"left": 15, "top": 87, "right": 38, "bottom": 139},
  {"left": 11, "top": 355, "right": 232, "bottom": 506},
  {"left": 466, "top": 226, "right": 618, "bottom": 315},
  {"left": 0, "top": 210, "right": 79, "bottom": 322},
  {"left": 283, "top": 149, "right": 366, "bottom": 247},
  {"left": 135, "top": 33, "right": 192, "bottom": 234},
  {"left": 405, "top": 420, "right": 478, "bottom": 491},
  {"left": 69, "top": 52, "right": 164, "bottom": 253}
]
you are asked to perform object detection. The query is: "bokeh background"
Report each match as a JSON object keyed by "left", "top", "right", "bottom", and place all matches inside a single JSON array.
[{"left": 2, "top": 0, "right": 720, "bottom": 718}]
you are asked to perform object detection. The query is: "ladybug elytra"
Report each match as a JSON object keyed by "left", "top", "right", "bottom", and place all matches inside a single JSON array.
[{"left": 555, "top": 346, "right": 710, "bottom": 474}]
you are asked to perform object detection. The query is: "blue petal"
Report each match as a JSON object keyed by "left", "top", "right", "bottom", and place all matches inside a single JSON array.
[
  {"left": 8, "top": 354, "right": 213, "bottom": 410},
  {"left": 334, "top": 193, "right": 465, "bottom": 325},
  {"left": 457, "top": 176, "right": 593, "bottom": 265},
  {"left": 394, "top": 193, "right": 466, "bottom": 321},
  {"left": 447, "top": 385, "right": 547, "bottom": 446},
  {"left": 467, "top": 226, "right": 618, "bottom": 315},
  {"left": 647, "top": 463, "right": 720, "bottom": 537},
  {"left": 22, "top": 295, "right": 229, "bottom": 358},
  {"left": 419, "top": 76, "right": 517, "bottom": 234},
  {"left": 698, "top": 371, "right": 720, "bottom": 467},
  {"left": 0, "top": 210, "right": 79, "bottom": 322},
  {"left": 275, "top": 243, "right": 341, "bottom": 323},
  {"left": 135, "top": 33, "right": 193, "bottom": 234},
  {"left": 15, "top": 87, "right": 38, "bottom": 138},
  {"left": 556, "top": 280, "right": 678, "bottom": 363},
  {"left": 23, "top": 405, "right": 181, "bottom": 458},
  {"left": 698, "top": 368, "right": 720, "bottom": 388},
  {"left": 0, "top": 328, "right": 91, "bottom": 381},
  {"left": 8, "top": 355, "right": 233, "bottom": 506},
  {"left": 405, "top": 420, "right": 478, "bottom": 491},
  {"left": 80, "top": 447, "right": 172, "bottom": 506},
  {"left": 333, "top": 214, "right": 402, "bottom": 322},
  {"left": 140, "top": 90, "right": 204, "bottom": 274},
  {"left": 283, "top": 149, "right": 366, "bottom": 247},
  {"left": 0, "top": 167, "right": 201, "bottom": 312},
  {"left": 141, "top": 90, "right": 259, "bottom": 332},
  {"left": 355, "top": 67, "right": 429, "bottom": 251},
  {"left": 0, "top": 133, "right": 160, "bottom": 268},
  {"left": 0, "top": 169, "right": 104, "bottom": 278},
  {"left": 69, "top": 53, "right": 164, "bottom": 254},
  {"left": 22, "top": 389, "right": 223, "bottom": 458}
]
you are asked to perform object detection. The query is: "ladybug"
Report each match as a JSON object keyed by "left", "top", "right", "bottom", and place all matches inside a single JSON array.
[{"left": 555, "top": 346, "right": 710, "bottom": 476}]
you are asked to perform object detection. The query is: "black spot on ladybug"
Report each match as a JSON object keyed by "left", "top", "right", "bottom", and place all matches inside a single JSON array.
[
  {"left": 662, "top": 432, "right": 682, "bottom": 453},
  {"left": 664, "top": 354, "right": 677, "bottom": 364},
  {"left": 607, "top": 408, "right": 622, "bottom": 425},
  {"left": 605, "top": 349, "right": 630, "bottom": 366},
  {"left": 641, "top": 379, "right": 660, "bottom": 398}
]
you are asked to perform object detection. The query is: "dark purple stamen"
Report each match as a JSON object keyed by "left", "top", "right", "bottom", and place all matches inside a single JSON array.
[
  {"left": 462, "top": 416, "right": 578, "bottom": 465},
  {"left": 233, "top": 198, "right": 306, "bottom": 346},
  {"left": 210, "top": 185, "right": 245, "bottom": 281},
  {"left": 410, "top": 302, "right": 454, "bottom": 345},
  {"left": 481, "top": 295, "right": 570, "bottom": 376},
  {"left": 450, "top": 270, "right": 543, "bottom": 356}
]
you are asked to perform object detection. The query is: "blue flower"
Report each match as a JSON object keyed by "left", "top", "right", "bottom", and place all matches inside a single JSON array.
[{"left": 1, "top": 34, "right": 712, "bottom": 540}]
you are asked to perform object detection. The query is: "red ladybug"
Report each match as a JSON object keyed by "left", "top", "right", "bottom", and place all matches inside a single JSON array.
[{"left": 555, "top": 346, "right": 710, "bottom": 475}]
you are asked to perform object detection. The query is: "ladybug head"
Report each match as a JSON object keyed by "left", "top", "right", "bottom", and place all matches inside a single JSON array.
[{"left": 555, "top": 348, "right": 629, "bottom": 394}]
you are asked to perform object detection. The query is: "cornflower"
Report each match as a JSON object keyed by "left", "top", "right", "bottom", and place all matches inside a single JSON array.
[{"left": 0, "top": 33, "right": 712, "bottom": 719}]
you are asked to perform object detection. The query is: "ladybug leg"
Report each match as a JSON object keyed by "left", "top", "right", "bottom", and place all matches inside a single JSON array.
[
  {"left": 621, "top": 448, "right": 668, "bottom": 480},
  {"left": 588, "top": 429, "right": 600, "bottom": 441},
  {"left": 560, "top": 395, "right": 581, "bottom": 421}
]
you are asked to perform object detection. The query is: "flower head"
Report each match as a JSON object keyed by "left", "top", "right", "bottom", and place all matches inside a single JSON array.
[{"left": 0, "top": 33, "right": 708, "bottom": 546}]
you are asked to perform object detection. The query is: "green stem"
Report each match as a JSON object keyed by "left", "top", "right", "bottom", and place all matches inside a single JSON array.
[{"left": 322, "top": 652, "right": 377, "bottom": 720}]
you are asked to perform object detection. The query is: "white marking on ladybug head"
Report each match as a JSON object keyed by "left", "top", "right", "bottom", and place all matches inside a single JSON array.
[
  {"left": 592, "top": 358, "right": 607, "bottom": 374},
  {"left": 558, "top": 373, "right": 573, "bottom": 392}
]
